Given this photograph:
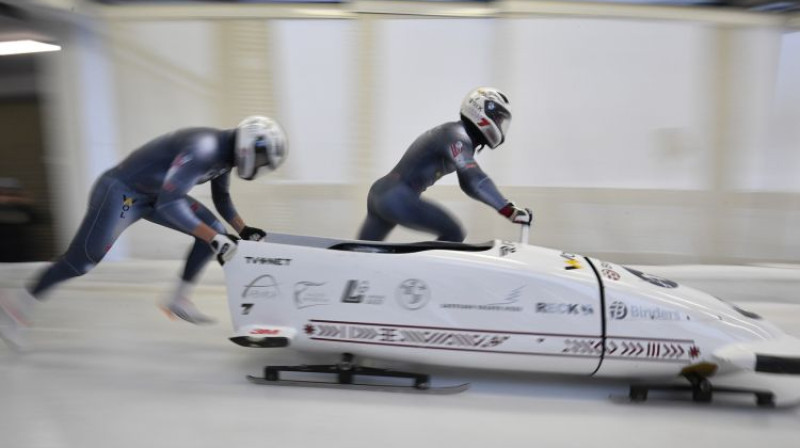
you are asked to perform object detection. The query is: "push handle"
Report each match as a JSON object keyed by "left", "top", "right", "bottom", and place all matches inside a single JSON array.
[{"left": 519, "top": 223, "right": 530, "bottom": 245}]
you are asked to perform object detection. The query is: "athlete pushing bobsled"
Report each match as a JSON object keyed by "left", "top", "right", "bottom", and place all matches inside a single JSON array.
[
  {"left": 0, "top": 116, "right": 288, "bottom": 347},
  {"left": 357, "top": 87, "right": 533, "bottom": 242}
]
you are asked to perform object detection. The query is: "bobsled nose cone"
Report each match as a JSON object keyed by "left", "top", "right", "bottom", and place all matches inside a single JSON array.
[
  {"left": 712, "top": 344, "right": 758, "bottom": 374},
  {"left": 712, "top": 336, "right": 800, "bottom": 375}
]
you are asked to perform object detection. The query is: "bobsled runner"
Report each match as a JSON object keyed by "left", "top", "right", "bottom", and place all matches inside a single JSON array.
[{"left": 221, "top": 226, "right": 800, "bottom": 405}]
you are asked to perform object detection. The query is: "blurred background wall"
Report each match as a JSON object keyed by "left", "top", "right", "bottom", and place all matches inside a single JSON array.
[{"left": 1, "top": 0, "right": 800, "bottom": 265}]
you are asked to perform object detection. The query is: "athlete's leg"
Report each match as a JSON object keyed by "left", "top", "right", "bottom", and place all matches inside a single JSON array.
[
  {"left": 1, "top": 176, "right": 150, "bottom": 347},
  {"left": 373, "top": 184, "right": 465, "bottom": 242},
  {"left": 357, "top": 178, "right": 397, "bottom": 241},
  {"left": 357, "top": 212, "right": 396, "bottom": 241},
  {"left": 145, "top": 196, "right": 225, "bottom": 324},
  {"left": 30, "top": 176, "right": 151, "bottom": 298}
]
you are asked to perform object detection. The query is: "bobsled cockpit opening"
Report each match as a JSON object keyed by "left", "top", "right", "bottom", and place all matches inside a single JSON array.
[
  {"left": 261, "top": 232, "right": 496, "bottom": 254},
  {"left": 328, "top": 240, "right": 496, "bottom": 254}
]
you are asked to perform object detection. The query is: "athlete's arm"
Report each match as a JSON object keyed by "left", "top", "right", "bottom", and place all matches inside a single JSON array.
[
  {"left": 154, "top": 151, "right": 221, "bottom": 243},
  {"left": 449, "top": 142, "right": 508, "bottom": 211},
  {"left": 210, "top": 172, "right": 266, "bottom": 241},
  {"left": 210, "top": 172, "right": 245, "bottom": 233}
]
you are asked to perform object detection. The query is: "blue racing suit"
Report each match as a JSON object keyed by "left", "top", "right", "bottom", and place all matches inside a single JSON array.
[
  {"left": 357, "top": 120, "right": 509, "bottom": 242},
  {"left": 31, "top": 128, "right": 240, "bottom": 297}
]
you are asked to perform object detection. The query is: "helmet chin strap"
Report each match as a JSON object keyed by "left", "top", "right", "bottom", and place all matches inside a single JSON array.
[
  {"left": 227, "top": 130, "right": 237, "bottom": 165},
  {"left": 460, "top": 115, "right": 489, "bottom": 149}
]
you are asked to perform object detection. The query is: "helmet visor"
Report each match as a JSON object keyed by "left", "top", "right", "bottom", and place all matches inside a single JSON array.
[
  {"left": 253, "top": 135, "right": 270, "bottom": 169},
  {"left": 486, "top": 102, "right": 511, "bottom": 136}
]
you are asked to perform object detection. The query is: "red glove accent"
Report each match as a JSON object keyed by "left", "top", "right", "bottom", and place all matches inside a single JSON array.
[{"left": 499, "top": 202, "right": 515, "bottom": 218}]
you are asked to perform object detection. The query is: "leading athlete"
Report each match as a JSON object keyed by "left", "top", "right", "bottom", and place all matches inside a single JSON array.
[
  {"left": 0, "top": 116, "right": 287, "bottom": 347},
  {"left": 357, "top": 87, "right": 532, "bottom": 242}
]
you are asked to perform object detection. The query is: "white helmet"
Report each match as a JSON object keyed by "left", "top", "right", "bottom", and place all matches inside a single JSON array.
[
  {"left": 235, "top": 116, "right": 288, "bottom": 180},
  {"left": 459, "top": 87, "right": 511, "bottom": 149}
]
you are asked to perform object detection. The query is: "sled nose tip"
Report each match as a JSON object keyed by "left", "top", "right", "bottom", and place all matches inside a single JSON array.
[
  {"left": 712, "top": 345, "right": 758, "bottom": 373},
  {"left": 713, "top": 336, "right": 800, "bottom": 375}
]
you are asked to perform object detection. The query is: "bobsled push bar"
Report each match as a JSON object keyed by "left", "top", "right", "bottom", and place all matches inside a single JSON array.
[{"left": 247, "top": 353, "right": 469, "bottom": 395}]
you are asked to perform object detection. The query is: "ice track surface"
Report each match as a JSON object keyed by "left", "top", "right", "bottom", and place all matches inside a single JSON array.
[{"left": 1, "top": 261, "right": 799, "bottom": 448}]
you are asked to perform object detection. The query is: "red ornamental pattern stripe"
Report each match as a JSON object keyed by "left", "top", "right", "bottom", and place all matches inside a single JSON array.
[
  {"left": 305, "top": 321, "right": 696, "bottom": 363},
  {"left": 307, "top": 319, "right": 696, "bottom": 343}
]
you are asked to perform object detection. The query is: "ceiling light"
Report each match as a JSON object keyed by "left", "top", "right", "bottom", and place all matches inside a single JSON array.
[{"left": 0, "top": 39, "right": 61, "bottom": 56}]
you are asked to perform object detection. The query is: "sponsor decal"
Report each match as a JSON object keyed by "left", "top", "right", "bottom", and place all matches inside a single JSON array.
[
  {"left": 468, "top": 97, "right": 483, "bottom": 112},
  {"left": 499, "top": 242, "right": 516, "bottom": 257},
  {"left": 249, "top": 328, "right": 280, "bottom": 336},
  {"left": 441, "top": 302, "right": 522, "bottom": 312},
  {"left": 624, "top": 267, "right": 678, "bottom": 289},
  {"left": 245, "top": 257, "right": 292, "bottom": 266},
  {"left": 241, "top": 274, "right": 280, "bottom": 300},
  {"left": 440, "top": 285, "right": 524, "bottom": 312},
  {"left": 241, "top": 303, "right": 254, "bottom": 315},
  {"left": 395, "top": 279, "right": 431, "bottom": 310},
  {"left": 600, "top": 263, "right": 620, "bottom": 281},
  {"left": 119, "top": 195, "right": 136, "bottom": 219},
  {"left": 487, "top": 286, "right": 525, "bottom": 307},
  {"left": 608, "top": 301, "right": 628, "bottom": 319},
  {"left": 305, "top": 322, "right": 510, "bottom": 350},
  {"left": 536, "top": 302, "right": 594, "bottom": 316},
  {"left": 561, "top": 252, "right": 582, "bottom": 270},
  {"left": 477, "top": 118, "right": 491, "bottom": 127},
  {"left": 340, "top": 280, "right": 385, "bottom": 305},
  {"left": 607, "top": 301, "right": 684, "bottom": 321},
  {"left": 294, "top": 281, "right": 329, "bottom": 309}
]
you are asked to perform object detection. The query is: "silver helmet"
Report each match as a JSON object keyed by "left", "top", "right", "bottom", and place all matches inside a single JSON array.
[
  {"left": 234, "top": 116, "right": 288, "bottom": 180},
  {"left": 459, "top": 87, "right": 511, "bottom": 149}
]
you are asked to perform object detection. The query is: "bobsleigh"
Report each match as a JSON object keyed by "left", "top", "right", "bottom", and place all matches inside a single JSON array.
[{"left": 221, "top": 227, "right": 800, "bottom": 405}]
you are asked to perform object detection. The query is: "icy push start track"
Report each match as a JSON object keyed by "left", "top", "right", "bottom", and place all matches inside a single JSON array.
[{"left": 1, "top": 260, "right": 800, "bottom": 448}]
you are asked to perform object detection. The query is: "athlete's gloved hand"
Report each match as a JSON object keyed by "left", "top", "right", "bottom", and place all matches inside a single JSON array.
[
  {"left": 499, "top": 202, "right": 533, "bottom": 225},
  {"left": 210, "top": 233, "right": 239, "bottom": 265},
  {"left": 239, "top": 226, "right": 267, "bottom": 242}
]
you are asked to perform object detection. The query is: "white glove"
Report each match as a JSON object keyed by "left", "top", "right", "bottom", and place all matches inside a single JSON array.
[
  {"left": 210, "top": 234, "right": 238, "bottom": 265},
  {"left": 499, "top": 202, "right": 533, "bottom": 225}
]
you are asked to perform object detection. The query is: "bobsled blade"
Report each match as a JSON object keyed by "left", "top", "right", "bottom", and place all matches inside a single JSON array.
[{"left": 246, "top": 375, "right": 470, "bottom": 395}]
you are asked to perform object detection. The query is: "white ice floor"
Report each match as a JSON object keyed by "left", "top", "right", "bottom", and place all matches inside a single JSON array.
[{"left": 1, "top": 261, "right": 800, "bottom": 448}]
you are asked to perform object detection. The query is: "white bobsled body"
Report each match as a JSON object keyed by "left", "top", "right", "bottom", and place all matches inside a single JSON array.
[{"left": 223, "top": 233, "right": 800, "bottom": 383}]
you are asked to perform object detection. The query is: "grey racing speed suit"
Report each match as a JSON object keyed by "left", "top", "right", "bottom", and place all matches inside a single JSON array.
[
  {"left": 30, "top": 128, "right": 239, "bottom": 297},
  {"left": 357, "top": 121, "right": 509, "bottom": 242}
]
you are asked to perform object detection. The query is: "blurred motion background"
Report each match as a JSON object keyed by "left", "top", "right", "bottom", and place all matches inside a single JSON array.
[{"left": 1, "top": 0, "right": 799, "bottom": 266}]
